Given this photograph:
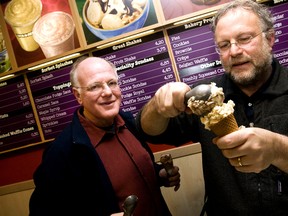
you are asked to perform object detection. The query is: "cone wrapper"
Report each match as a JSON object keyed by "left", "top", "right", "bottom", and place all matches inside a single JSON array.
[{"left": 209, "top": 113, "right": 239, "bottom": 137}]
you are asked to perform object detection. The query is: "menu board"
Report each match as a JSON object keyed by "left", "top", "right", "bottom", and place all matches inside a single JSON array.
[
  {"left": 0, "top": 75, "right": 41, "bottom": 153},
  {"left": 167, "top": 0, "right": 288, "bottom": 87},
  {"left": 271, "top": 1, "right": 288, "bottom": 67},
  {"left": 26, "top": 59, "right": 80, "bottom": 140},
  {"left": 167, "top": 16, "right": 222, "bottom": 87},
  {"left": 94, "top": 31, "right": 176, "bottom": 117}
]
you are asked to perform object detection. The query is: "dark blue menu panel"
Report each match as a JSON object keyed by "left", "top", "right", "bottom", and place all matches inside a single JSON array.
[
  {"left": 0, "top": 75, "right": 41, "bottom": 153},
  {"left": 26, "top": 60, "right": 80, "bottom": 140},
  {"left": 93, "top": 31, "right": 176, "bottom": 117}
]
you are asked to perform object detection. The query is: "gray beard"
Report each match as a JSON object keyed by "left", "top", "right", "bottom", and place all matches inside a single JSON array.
[{"left": 228, "top": 56, "right": 272, "bottom": 86}]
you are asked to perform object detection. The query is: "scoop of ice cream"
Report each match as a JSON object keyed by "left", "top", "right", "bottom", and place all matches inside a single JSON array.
[
  {"left": 187, "top": 82, "right": 224, "bottom": 116},
  {"left": 86, "top": 0, "right": 104, "bottom": 27},
  {"left": 132, "top": 0, "right": 147, "bottom": 7},
  {"left": 101, "top": 14, "right": 125, "bottom": 29},
  {"left": 200, "top": 100, "right": 235, "bottom": 130}
]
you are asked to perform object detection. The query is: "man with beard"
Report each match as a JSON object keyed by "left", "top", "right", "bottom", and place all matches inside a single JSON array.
[{"left": 135, "top": 0, "right": 288, "bottom": 215}]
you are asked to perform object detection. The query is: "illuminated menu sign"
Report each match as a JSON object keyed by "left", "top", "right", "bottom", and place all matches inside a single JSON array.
[
  {"left": 27, "top": 60, "right": 80, "bottom": 140},
  {"left": 167, "top": 1, "right": 288, "bottom": 86},
  {"left": 0, "top": 75, "right": 41, "bottom": 153},
  {"left": 271, "top": 1, "right": 288, "bottom": 67},
  {"left": 94, "top": 31, "right": 176, "bottom": 116},
  {"left": 167, "top": 16, "right": 223, "bottom": 87}
]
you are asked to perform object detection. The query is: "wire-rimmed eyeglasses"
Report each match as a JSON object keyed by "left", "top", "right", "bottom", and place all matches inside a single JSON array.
[
  {"left": 73, "top": 80, "right": 119, "bottom": 94},
  {"left": 215, "top": 31, "right": 264, "bottom": 55}
]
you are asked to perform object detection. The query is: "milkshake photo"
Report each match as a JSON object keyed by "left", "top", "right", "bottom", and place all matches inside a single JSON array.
[
  {"left": 2, "top": 0, "right": 79, "bottom": 66},
  {"left": 4, "top": 0, "right": 42, "bottom": 52},
  {"left": 32, "top": 11, "right": 75, "bottom": 58}
]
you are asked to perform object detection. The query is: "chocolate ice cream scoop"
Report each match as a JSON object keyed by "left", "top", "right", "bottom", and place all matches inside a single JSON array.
[
  {"left": 185, "top": 83, "right": 224, "bottom": 116},
  {"left": 184, "top": 84, "right": 212, "bottom": 104}
]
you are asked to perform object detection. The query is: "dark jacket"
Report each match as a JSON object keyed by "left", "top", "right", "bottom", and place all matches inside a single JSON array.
[
  {"left": 136, "top": 59, "right": 288, "bottom": 216},
  {"left": 29, "top": 110, "right": 170, "bottom": 216}
]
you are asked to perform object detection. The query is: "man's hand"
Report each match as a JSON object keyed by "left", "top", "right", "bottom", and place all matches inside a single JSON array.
[
  {"left": 159, "top": 166, "right": 181, "bottom": 191},
  {"left": 140, "top": 82, "right": 191, "bottom": 136},
  {"left": 153, "top": 82, "right": 192, "bottom": 118},
  {"left": 213, "top": 127, "right": 288, "bottom": 173}
]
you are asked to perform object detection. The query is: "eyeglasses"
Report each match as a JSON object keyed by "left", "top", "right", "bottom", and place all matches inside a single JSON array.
[
  {"left": 215, "top": 31, "right": 264, "bottom": 55},
  {"left": 74, "top": 80, "right": 119, "bottom": 94}
]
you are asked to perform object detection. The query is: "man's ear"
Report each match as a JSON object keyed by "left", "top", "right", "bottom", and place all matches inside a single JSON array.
[
  {"left": 266, "top": 29, "right": 275, "bottom": 47},
  {"left": 72, "top": 88, "right": 82, "bottom": 105}
]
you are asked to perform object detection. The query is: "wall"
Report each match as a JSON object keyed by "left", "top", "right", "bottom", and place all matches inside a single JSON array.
[{"left": 0, "top": 144, "right": 46, "bottom": 187}]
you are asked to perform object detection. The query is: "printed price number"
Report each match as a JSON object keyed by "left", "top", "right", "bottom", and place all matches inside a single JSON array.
[
  {"left": 162, "top": 67, "right": 172, "bottom": 73},
  {"left": 25, "top": 113, "right": 34, "bottom": 119},
  {"left": 17, "top": 83, "right": 25, "bottom": 88},
  {"left": 27, "top": 119, "right": 35, "bottom": 125},
  {"left": 156, "top": 46, "right": 167, "bottom": 53},
  {"left": 18, "top": 88, "right": 27, "bottom": 94},
  {"left": 20, "top": 95, "right": 28, "bottom": 101},
  {"left": 160, "top": 60, "right": 170, "bottom": 67},
  {"left": 31, "top": 131, "right": 39, "bottom": 137},
  {"left": 22, "top": 101, "right": 30, "bottom": 106},
  {"left": 164, "top": 74, "right": 174, "bottom": 80},
  {"left": 155, "top": 39, "right": 165, "bottom": 46}
]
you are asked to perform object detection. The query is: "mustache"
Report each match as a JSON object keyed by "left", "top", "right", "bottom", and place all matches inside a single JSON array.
[{"left": 230, "top": 57, "right": 250, "bottom": 65}]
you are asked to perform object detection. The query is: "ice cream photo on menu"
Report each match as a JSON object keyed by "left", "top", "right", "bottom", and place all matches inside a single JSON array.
[
  {"left": 2, "top": 0, "right": 79, "bottom": 65},
  {"left": 82, "top": 0, "right": 150, "bottom": 39}
]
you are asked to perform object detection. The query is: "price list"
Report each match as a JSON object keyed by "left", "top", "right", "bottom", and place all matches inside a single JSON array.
[
  {"left": 94, "top": 31, "right": 176, "bottom": 116},
  {"left": 271, "top": 1, "right": 288, "bottom": 67},
  {"left": 167, "top": 1, "right": 288, "bottom": 87},
  {"left": 27, "top": 60, "right": 80, "bottom": 140},
  {"left": 167, "top": 16, "right": 223, "bottom": 87},
  {"left": 0, "top": 75, "right": 41, "bottom": 153}
]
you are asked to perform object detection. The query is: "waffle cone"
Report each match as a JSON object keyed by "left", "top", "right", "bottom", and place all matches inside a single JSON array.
[{"left": 210, "top": 114, "right": 238, "bottom": 136}]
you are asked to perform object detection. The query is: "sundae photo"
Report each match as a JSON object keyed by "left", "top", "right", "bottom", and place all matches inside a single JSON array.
[{"left": 83, "top": 0, "right": 150, "bottom": 39}]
